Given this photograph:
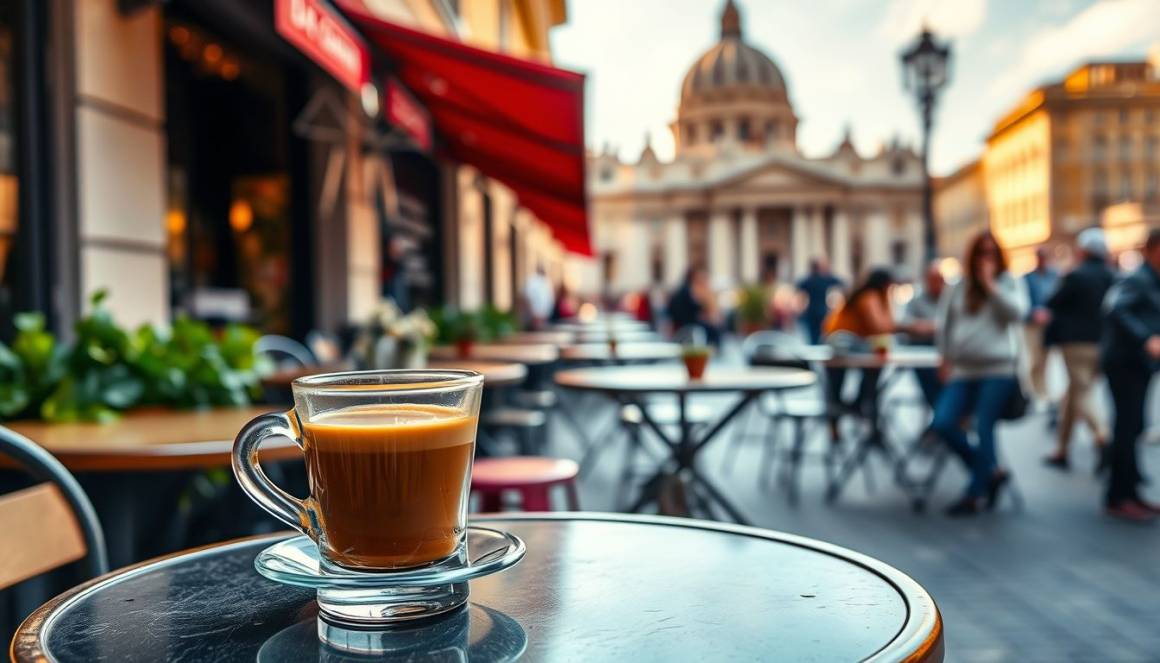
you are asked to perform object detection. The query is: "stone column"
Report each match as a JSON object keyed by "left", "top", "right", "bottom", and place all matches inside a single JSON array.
[
  {"left": 864, "top": 208, "right": 891, "bottom": 267},
  {"left": 907, "top": 209, "right": 925, "bottom": 278},
  {"left": 709, "top": 209, "right": 735, "bottom": 288},
  {"left": 791, "top": 206, "right": 810, "bottom": 279},
  {"left": 809, "top": 206, "right": 827, "bottom": 262},
  {"left": 664, "top": 213, "right": 687, "bottom": 287},
  {"left": 740, "top": 208, "right": 759, "bottom": 283},
  {"left": 831, "top": 208, "right": 852, "bottom": 281}
]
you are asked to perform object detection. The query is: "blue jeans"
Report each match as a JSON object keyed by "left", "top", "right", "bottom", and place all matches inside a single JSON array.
[{"left": 930, "top": 376, "right": 1017, "bottom": 498}]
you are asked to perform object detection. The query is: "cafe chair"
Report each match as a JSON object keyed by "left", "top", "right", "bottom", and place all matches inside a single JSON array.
[
  {"left": 482, "top": 408, "right": 548, "bottom": 455},
  {"left": 305, "top": 330, "right": 343, "bottom": 364},
  {"left": 471, "top": 457, "right": 580, "bottom": 512},
  {"left": 255, "top": 334, "right": 317, "bottom": 370},
  {"left": 737, "top": 331, "right": 834, "bottom": 504},
  {"left": 0, "top": 426, "right": 108, "bottom": 590}
]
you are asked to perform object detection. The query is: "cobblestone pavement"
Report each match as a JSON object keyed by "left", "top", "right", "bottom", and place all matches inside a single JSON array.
[{"left": 551, "top": 358, "right": 1160, "bottom": 662}]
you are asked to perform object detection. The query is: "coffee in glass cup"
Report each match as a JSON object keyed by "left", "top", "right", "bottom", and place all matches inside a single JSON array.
[{"left": 233, "top": 370, "right": 484, "bottom": 572}]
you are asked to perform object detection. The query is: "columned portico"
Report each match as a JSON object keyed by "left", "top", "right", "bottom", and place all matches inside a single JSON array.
[
  {"left": 740, "top": 208, "right": 759, "bottom": 281},
  {"left": 809, "top": 206, "right": 826, "bottom": 262},
  {"left": 664, "top": 213, "right": 688, "bottom": 286},
  {"left": 864, "top": 209, "right": 890, "bottom": 266}
]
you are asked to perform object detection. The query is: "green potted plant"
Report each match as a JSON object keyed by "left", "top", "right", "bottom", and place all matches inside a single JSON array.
[{"left": 735, "top": 284, "right": 770, "bottom": 337}]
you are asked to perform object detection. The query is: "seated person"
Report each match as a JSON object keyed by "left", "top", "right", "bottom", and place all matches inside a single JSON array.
[
  {"left": 823, "top": 268, "right": 898, "bottom": 416},
  {"left": 901, "top": 261, "right": 946, "bottom": 407}
]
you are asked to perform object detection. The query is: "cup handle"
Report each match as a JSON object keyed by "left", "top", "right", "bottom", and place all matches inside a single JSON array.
[{"left": 231, "top": 411, "right": 320, "bottom": 539}]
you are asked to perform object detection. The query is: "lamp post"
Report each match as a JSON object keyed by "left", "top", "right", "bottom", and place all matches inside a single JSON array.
[{"left": 901, "top": 27, "right": 951, "bottom": 263}]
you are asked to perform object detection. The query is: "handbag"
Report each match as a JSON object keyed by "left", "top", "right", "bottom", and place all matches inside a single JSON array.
[{"left": 999, "top": 380, "right": 1029, "bottom": 421}]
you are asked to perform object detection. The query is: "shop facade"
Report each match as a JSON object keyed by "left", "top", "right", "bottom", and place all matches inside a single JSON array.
[{"left": 17, "top": 0, "right": 585, "bottom": 339}]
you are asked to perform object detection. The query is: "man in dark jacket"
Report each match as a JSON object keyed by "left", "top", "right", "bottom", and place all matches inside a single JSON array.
[
  {"left": 1102, "top": 228, "right": 1160, "bottom": 521},
  {"left": 1044, "top": 229, "right": 1116, "bottom": 470}
]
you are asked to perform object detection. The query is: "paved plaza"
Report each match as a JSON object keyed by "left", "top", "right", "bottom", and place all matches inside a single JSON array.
[{"left": 555, "top": 354, "right": 1160, "bottom": 662}]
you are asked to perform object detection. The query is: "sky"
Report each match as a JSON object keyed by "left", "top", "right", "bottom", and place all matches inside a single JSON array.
[{"left": 550, "top": 0, "right": 1160, "bottom": 176}]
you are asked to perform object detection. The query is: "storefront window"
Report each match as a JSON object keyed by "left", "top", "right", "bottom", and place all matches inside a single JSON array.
[
  {"left": 165, "top": 14, "right": 296, "bottom": 334},
  {"left": 0, "top": 1, "right": 20, "bottom": 333}
]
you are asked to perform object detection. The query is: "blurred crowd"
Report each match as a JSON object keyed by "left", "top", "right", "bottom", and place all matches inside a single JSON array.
[{"left": 522, "top": 227, "right": 1160, "bottom": 521}]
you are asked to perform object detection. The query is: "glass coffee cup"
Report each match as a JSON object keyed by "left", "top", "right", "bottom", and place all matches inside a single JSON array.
[{"left": 233, "top": 370, "right": 484, "bottom": 572}]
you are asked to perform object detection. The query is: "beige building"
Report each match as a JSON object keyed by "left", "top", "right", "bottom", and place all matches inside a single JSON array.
[
  {"left": 933, "top": 159, "right": 987, "bottom": 264},
  {"left": 983, "top": 60, "right": 1160, "bottom": 271},
  {"left": 577, "top": 0, "right": 923, "bottom": 297},
  {"left": 9, "top": 0, "right": 572, "bottom": 337}
]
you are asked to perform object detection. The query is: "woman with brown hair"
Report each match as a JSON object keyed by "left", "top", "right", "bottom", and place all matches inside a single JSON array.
[{"left": 932, "top": 232, "right": 1029, "bottom": 516}]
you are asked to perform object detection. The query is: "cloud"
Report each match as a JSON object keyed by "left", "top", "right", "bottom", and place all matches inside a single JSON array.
[
  {"left": 879, "top": 0, "right": 988, "bottom": 44},
  {"left": 990, "top": 0, "right": 1160, "bottom": 103}
]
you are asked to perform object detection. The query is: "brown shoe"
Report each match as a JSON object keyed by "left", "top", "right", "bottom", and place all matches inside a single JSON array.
[{"left": 1106, "top": 502, "right": 1157, "bottom": 523}]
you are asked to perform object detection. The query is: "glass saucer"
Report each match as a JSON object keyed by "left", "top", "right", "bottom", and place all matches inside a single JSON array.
[{"left": 255, "top": 527, "right": 525, "bottom": 625}]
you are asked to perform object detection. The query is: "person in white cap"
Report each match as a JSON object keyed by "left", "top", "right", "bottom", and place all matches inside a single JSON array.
[{"left": 1043, "top": 228, "right": 1116, "bottom": 471}]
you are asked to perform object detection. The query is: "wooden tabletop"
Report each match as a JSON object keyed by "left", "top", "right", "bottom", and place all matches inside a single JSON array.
[
  {"left": 556, "top": 365, "right": 817, "bottom": 394},
  {"left": 428, "top": 343, "right": 559, "bottom": 365},
  {"left": 262, "top": 361, "right": 527, "bottom": 389},
  {"left": 559, "top": 341, "right": 682, "bottom": 363},
  {"left": 4, "top": 406, "right": 294, "bottom": 472}
]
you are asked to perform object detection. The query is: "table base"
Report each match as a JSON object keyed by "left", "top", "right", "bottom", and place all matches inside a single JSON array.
[{"left": 317, "top": 583, "right": 468, "bottom": 626}]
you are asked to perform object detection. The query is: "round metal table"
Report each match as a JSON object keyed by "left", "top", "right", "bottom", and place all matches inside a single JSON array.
[
  {"left": 428, "top": 343, "right": 559, "bottom": 366},
  {"left": 559, "top": 341, "right": 682, "bottom": 363},
  {"left": 555, "top": 366, "right": 817, "bottom": 524},
  {"left": 13, "top": 514, "right": 942, "bottom": 662}
]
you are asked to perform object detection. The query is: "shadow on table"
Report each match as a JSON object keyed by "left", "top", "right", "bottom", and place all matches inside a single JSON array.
[{"left": 257, "top": 603, "right": 527, "bottom": 662}]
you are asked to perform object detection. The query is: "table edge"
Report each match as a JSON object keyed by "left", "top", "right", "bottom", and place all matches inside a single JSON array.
[
  {"left": 13, "top": 514, "right": 942, "bottom": 663},
  {"left": 554, "top": 367, "right": 819, "bottom": 393}
]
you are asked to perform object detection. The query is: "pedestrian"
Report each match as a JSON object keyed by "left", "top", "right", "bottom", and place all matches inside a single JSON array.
[
  {"left": 666, "top": 265, "right": 722, "bottom": 346},
  {"left": 1101, "top": 228, "right": 1160, "bottom": 522},
  {"left": 1043, "top": 228, "right": 1115, "bottom": 471},
  {"left": 796, "top": 257, "right": 844, "bottom": 345},
  {"left": 931, "top": 232, "right": 1028, "bottom": 516},
  {"left": 522, "top": 265, "right": 555, "bottom": 329},
  {"left": 901, "top": 260, "right": 946, "bottom": 408},
  {"left": 1022, "top": 247, "right": 1059, "bottom": 406}
]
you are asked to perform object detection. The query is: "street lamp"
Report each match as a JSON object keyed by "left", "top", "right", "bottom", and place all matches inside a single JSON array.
[{"left": 901, "top": 26, "right": 951, "bottom": 263}]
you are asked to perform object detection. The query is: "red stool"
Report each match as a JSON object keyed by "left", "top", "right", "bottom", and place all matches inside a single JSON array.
[{"left": 471, "top": 457, "right": 580, "bottom": 512}]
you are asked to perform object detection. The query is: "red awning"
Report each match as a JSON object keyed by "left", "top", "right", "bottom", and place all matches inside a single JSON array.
[{"left": 337, "top": 2, "right": 592, "bottom": 255}]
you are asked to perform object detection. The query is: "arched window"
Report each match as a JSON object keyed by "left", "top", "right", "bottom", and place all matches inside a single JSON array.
[
  {"left": 738, "top": 117, "right": 751, "bottom": 141},
  {"left": 710, "top": 119, "right": 724, "bottom": 141}
]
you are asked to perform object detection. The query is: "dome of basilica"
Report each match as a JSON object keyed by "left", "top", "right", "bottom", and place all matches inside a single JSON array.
[
  {"left": 680, "top": 2, "right": 787, "bottom": 104},
  {"left": 673, "top": 1, "right": 798, "bottom": 155}
]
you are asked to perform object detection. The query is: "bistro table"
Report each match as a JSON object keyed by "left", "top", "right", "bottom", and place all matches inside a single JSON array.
[
  {"left": 549, "top": 319, "right": 651, "bottom": 334},
  {"left": 12, "top": 513, "right": 943, "bottom": 662},
  {"left": 429, "top": 343, "right": 558, "bottom": 366},
  {"left": 261, "top": 360, "right": 528, "bottom": 391},
  {"left": 751, "top": 345, "right": 942, "bottom": 503},
  {"left": 4, "top": 407, "right": 288, "bottom": 568},
  {"left": 573, "top": 328, "right": 662, "bottom": 344},
  {"left": 494, "top": 330, "right": 575, "bottom": 346},
  {"left": 559, "top": 341, "right": 682, "bottom": 364},
  {"left": 556, "top": 366, "right": 816, "bottom": 524}
]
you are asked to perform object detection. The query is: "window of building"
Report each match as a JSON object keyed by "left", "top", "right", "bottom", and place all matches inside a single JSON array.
[
  {"left": 891, "top": 157, "right": 906, "bottom": 176},
  {"left": 685, "top": 123, "right": 697, "bottom": 146},
  {"left": 1119, "top": 107, "right": 1129, "bottom": 124},
  {"left": 1148, "top": 136, "right": 1158, "bottom": 161},
  {"left": 1120, "top": 135, "right": 1132, "bottom": 161},
  {"left": 1147, "top": 171, "right": 1159, "bottom": 201},
  {"left": 1092, "top": 133, "right": 1107, "bottom": 161},
  {"left": 1055, "top": 137, "right": 1069, "bottom": 161},
  {"left": 599, "top": 165, "right": 614, "bottom": 182},
  {"left": 890, "top": 240, "right": 907, "bottom": 267},
  {"left": 1120, "top": 174, "right": 1133, "bottom": 200},
  {"left": 1145, "top": 110, "right": 1155, "bottom": 124},
  {"left": 738, "top": 117, "right": 751, "bottom": 141},
  {"left": 1093, "top": 111, "right": 1106, "bottom": 126},
  {"left": 710, "top": 119, "right": 724, "bottom": 141},
  {"left": 1093, "top": 168, "right": 1108, "bottom": 194},
  {"left": 765, "top": 119, "right": 778, "bottom": 141}
]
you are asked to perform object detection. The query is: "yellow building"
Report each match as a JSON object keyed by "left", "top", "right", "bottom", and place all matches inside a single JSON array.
[
  {"left": 933, "top": 159, "right": 987, "bottom": 265},
  {"left": 984, "top": 60, "right": 1160, "bottom": 271}
]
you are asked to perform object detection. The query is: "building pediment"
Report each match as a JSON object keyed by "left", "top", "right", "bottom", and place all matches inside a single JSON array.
[{"left": 713, "top": 156, "right": 849, "bottom": 192}]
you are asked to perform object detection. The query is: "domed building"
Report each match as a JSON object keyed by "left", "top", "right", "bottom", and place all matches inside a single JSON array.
[{"left": 579, "top": 0, "right": 925, "bottom": 297}]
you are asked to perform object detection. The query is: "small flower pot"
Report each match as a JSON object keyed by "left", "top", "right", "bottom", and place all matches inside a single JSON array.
[
  {"left": 455, "top": 339, "right": 474, "bottom": 358},
  {"left": 681, "top": 349, "right": 711, "bottom": 380},
  {"left": 608, "top": 339, "right": 618, "bottom": 356}
]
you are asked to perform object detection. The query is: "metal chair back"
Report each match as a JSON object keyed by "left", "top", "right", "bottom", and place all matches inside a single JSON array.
[
  {"left": 0, "top": 426, "right": 108, "bottom": 588},
  {"left": 255, "top": 335, "right": 317, "bottom": 369}
]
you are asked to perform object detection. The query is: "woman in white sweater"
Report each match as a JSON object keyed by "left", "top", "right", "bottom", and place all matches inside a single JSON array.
[{"left": 933, "top": 232, "right": 1029, "bottom": 516}]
